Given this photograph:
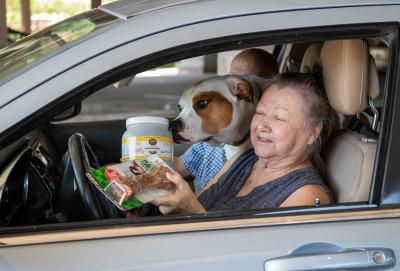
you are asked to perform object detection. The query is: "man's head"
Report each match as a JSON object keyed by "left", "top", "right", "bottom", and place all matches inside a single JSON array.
[{"left": 230, "top": 48, "right": 279, "bottom": 78}]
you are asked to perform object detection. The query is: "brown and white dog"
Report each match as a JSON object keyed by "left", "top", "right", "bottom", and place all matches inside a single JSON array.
[{"left": 170, "top": 75, "right": 270, "bottom": 158}]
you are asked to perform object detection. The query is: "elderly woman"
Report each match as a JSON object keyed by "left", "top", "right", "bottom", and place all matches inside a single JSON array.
[{"left": 153, "top": 73, "right": 336, "bottom": 214}]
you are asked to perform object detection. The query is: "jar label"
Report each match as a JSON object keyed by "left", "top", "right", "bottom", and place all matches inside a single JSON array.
[{"left": 121, "top": 136, "right": 173, "bottom": 162}]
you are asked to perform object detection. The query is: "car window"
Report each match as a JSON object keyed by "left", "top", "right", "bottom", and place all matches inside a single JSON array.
[
  {"left": 0, "top": 9, "right": 119, "bottom": 86},
  {"left": 56, "top": 39, "right": 388, "bottom": 207}
]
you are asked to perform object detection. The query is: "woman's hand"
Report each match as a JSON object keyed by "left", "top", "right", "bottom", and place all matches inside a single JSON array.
[{"left": 152, "top": 172, "right": 206, "bottom": 215}]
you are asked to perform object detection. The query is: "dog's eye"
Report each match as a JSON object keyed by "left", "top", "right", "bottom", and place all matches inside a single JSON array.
[
  {"left": 177, "top": 105, "right": 182, "bottom": 112},
  {"left": 196, "top": 100, "right": 208, "bottom": 110}
]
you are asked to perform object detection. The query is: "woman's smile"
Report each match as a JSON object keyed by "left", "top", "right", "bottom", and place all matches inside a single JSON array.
[{"left": 257, "top": 135, "right": 272, "bottom": 143}]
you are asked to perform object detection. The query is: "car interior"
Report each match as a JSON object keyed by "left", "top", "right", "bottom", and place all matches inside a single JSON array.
[{"left": 0, "top": 35, "right": 389, "bottom": 227}]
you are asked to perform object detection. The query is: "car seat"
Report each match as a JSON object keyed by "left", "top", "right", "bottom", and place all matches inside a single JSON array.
[
  {"left": 319, "top": 39, "right": 380, "bottom": 203},
  {"left": 299, "top": 43, "right": 323, "bottom": 73}
]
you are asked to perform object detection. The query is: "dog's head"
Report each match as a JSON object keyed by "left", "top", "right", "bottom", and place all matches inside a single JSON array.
[{"left": 170, "top": 75, "right": 270, "bottom": 146}]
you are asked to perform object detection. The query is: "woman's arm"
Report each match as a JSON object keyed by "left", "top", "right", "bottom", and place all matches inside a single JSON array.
[
  {"left": 279, "top": 184, "right": 331, "bottom": 207},
  {"left": 173, "top": 156, "right": 191, "bottom": 179},
  {"left": 152, "top": 172, "right": 206, "bottom": 215}
]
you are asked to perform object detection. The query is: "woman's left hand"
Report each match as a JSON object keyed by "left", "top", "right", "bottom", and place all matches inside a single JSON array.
[{"left": 152, "top": 172, "right": 206, "bottom": 215}]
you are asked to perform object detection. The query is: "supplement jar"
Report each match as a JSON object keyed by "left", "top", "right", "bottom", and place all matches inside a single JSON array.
[{"left": 121, "top": 116, "right": 173, "bottom": 166}]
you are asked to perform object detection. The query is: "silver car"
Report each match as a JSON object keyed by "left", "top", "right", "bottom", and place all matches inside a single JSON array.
[{"left": 0, "top": 0, "right": 399, "bottom": 270}]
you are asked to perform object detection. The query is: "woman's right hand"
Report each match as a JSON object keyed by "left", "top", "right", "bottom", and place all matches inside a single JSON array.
[{"left": 152, "top": 172, "right": 206, "bottom": 215}]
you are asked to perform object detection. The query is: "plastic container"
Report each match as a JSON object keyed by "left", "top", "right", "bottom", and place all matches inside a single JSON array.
[{"left": 121, "top": 116, "right": 173, "bottom": 166}]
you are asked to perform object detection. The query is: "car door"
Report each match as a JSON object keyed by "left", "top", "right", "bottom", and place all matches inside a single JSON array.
[
  {"left": 1, "top": 3, "right": 400, "bottom": 271},
  {"left": 0, "top": 212, "right": 399, "bottom": 271}
]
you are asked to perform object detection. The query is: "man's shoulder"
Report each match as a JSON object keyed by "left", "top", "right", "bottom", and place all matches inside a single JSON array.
[{"left": 188, "top": 142, "right": 224, "bottom": 153}]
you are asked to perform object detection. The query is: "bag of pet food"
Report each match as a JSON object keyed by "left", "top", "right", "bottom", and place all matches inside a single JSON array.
[{"left": 86, "top": 155, "right": 175, "bottom": 210}]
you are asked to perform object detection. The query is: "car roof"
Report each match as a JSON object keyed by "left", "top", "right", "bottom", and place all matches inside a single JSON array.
[
  {"left": 100, "top": 0, "right": 400, "bottom": 20},
  {"left": 99, "top": 0, "right": 199, "bottom": 20}
]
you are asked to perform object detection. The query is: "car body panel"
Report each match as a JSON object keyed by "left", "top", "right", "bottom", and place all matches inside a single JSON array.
[
  {"left": 99, "top": 0, "right": 200, "bottom": 20},
  {"left": 1, "top": 212, "right": 400, "bottom": 270},
  {"left": 99, "top": 0, "right": 400, "bottom": 19}
]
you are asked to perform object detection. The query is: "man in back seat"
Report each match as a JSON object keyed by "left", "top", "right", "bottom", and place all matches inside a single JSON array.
[{"left": 230, "top": 48, "right": 279, "bottom": 78}]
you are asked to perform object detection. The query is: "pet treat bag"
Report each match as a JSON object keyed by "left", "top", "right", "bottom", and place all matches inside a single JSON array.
[{"left": 86, "top": 155, "right": 175, "bottom": 210}]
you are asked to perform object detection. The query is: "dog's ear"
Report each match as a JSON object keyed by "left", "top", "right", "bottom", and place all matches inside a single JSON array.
[
  {"left": 236, "top": 81, "right": 251, "bottom": 101},
  {"left": 227, "top": 77, "right": 252, "bottom": 102},
  {"left": 242, "top": 75, "right": 273, "bottom": 104}
]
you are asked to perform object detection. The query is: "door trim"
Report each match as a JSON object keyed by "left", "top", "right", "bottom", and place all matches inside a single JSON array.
[{"left": 1, "top": 207, "right": 400, "bottom": 247}]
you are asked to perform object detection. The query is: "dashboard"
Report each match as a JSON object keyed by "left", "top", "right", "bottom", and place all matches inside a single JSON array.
[{"left": 0, "top": 132, "right": 60, "bottom": 227}]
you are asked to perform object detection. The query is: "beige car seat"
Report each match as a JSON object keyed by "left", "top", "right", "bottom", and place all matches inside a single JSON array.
[
  {"left": 320, "top": 39, "right": 380, "bottom": 203},
  {"left": 300, "top": 43, "right": 323, "bottom": 73}
]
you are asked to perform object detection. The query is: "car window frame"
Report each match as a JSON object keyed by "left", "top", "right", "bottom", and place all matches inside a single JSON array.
[
  {"left": 376, "top": 25, "right": 400, "bottom": 206},
  {"left": 0, "top": 22, "right": 399, "bottom": 237}
]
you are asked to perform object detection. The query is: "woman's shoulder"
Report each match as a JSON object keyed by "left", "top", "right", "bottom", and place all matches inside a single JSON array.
[
  {"left": 279, "top": 168, "right": 333, "bottom": 207},
  {"left": 280, "top": 184, "right": 332, "bottom": 207}
]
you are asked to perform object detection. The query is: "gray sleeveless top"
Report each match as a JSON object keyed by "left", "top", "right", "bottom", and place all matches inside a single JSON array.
[{"left": 198, "top": 149, "right": 333, "bottom": 212}]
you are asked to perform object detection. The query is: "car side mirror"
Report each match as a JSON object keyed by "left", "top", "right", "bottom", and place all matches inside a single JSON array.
[{"left": 52, "top": 103, "right": 81, "bottom": 121}]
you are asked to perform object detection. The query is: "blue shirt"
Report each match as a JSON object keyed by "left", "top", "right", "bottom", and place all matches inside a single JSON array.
[{"left": 181, "top": 142, "right": 225, "bottom": 193}]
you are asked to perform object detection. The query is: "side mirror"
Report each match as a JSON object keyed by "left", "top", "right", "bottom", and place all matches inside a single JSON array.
[{"left": 52, "top": 103, "right": 81, "bottom": 122}]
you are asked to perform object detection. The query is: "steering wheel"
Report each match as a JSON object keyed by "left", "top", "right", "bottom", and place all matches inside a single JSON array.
[{"left": 67, "top": 133, "right": 119, "bottom": 220}]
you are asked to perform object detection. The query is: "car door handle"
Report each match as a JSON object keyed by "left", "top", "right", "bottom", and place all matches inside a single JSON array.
[{"left": 264, "top": 243, "right": 396, "bottom": 271}]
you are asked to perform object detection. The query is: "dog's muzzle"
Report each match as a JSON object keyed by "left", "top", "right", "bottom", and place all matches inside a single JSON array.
[
  {"left": 169, "top": 118, "right": 183, "bottom": 133},
  {"left": 169, "top": 118, "right": 188, "bottom": 143}
]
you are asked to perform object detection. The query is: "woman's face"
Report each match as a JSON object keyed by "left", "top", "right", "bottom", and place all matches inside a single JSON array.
[{"left": 250, "top": 84, "right": 321, "bottom": 166}]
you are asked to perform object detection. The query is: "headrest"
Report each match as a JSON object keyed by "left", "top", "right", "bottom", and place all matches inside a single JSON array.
[
  {"left": 368, "top": 55, "right": 380, "bottom": 100},
  {"left": 300, "top": 43, "right": 323, "bottom": 73},
  {"left": 320, "top": 40, "right": 369, "bottom": 115}
]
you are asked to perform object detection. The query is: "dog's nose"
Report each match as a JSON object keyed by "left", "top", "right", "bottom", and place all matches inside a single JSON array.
[{"left": 169, "top": 118, "right": 183, "bottom": 132}]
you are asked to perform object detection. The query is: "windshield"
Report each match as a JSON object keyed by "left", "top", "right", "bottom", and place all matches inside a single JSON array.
[{"left": 0, "top": 9, "right": 119, "bottom": 85}]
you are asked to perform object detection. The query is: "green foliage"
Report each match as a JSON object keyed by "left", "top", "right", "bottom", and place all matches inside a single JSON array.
[
  {"left": 31, "top": 0, "right": 90, "bottom": 15},
  {"left": 6, "top": 0, "right": 118, "bottom": 33},
  {"left": 6, "top": 0, "right": 93, "bottom": 31},
  {"left": 6, "top": 0, "right": 22, "bottom": 30}
]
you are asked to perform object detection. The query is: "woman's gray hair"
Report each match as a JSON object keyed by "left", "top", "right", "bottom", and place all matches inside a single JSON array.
[{"left": 269, "top": 72, "right": 337, "bottom": 172}]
